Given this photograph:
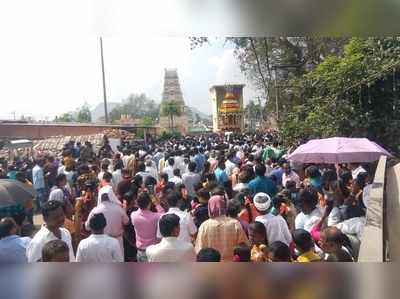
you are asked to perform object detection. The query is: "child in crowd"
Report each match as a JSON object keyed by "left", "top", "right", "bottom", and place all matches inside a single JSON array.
[
  {"left": 233, "top": 243, "right": 251, "bottom": 262},
  {"left": 237, "top": 190, "right": 260, "bottom": 225},
  {"left": 192, "top": 188, "right": 210, "bottom": 228},
  {"left": 248, "top": 221, "right": 269, "bottom": 262},
  {"left": 292, "top": 229, "right": 321, "bottom": 262},
  {"left": 196, "top": 248, "right": 221, "bottom": 262},
  {"left": 227, "top": 199, "right": 249, "bottom": 236},
  {"left": 268, "top": 241, "right": 292, "bottom": 262},
  {"left": 41, "top": 239, "right": 70, "bottom": 262}
]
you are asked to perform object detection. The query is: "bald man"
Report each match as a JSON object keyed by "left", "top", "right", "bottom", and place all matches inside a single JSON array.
[{"left": 319, "top": 226, "right": 354, "bottom": 261}]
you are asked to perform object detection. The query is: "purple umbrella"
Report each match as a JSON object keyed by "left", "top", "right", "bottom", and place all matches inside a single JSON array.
[{"left": 287, "top": 137, "right": 393, "bottom": 164}]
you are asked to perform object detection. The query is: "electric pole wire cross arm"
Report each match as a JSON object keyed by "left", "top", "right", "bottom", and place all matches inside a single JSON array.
[{"left": 100, "top": 37, "right": 108, "bottom": 124}]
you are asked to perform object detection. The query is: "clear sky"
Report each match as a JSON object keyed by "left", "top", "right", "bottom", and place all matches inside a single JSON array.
[{"left": 0, "top": 2, "right": 258, "bottom": 120}]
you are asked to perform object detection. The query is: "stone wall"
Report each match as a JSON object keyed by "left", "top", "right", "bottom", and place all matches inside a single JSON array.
[
  {"left": 358, "top": 155, "right": 387, "bottom": 262},
  {"left": 0, "top": 123, "right": 158, "bottom": 140},
  {"left": 158, "top": 115, "right": 189, "bottom": 135},
  {"left": 0, "top": 124, "right": 105, "bottom": 139},
  {"left": 386, "top": 161, "right": 400, "bottom": 261}
]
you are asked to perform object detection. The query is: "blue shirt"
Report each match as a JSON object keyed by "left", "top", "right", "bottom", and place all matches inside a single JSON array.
[
  {"left": 0, "top": 235, "right": 31, "bottom": 263},
  {"left": 32, "top": 165, "right": 45, "bottom": 190},
  {"left": 214, "top": 168, "right": 228, "bottom": 185},
  {"left": 310, "top": 177, "right": 322, "bottom": 193},
  {"left": 248, "top": 176, "right": 278, "bottom": 197},
  {"left": 72, "top": 146, "right": 80, "bottom": 158},
  {"left": 194, "top": 154, "right": 206, "bottom": 173},
  {"left": 270, "top": 168, "right": 284, "bottom": 186}
]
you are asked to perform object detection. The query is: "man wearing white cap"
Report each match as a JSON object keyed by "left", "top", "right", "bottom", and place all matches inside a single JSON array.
[
  {"left": 97, "top": 173, "right": 121, "bottom": 206},
  {"left": 253, "top": 193, "right": 292, "bottom": 246}
]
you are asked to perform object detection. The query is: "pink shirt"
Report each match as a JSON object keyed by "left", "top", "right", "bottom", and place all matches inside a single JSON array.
[
  {"left": 131, "top": 209, "right": 162, "bottom": 250},
  {"left": 86, "top": 201, "right": 129, "bottom": 238}
]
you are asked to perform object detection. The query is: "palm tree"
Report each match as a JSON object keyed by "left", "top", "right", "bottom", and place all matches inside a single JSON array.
[{"left": 161, "top": 100, "right": 181, "bottom": 132}]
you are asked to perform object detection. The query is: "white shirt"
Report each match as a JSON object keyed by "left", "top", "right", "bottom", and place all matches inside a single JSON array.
[
  {"left": 76, "top": 234, "right": 123, "bottom": 263},
  {"left": 98, "top": 171, "right": 106, "bottom": 182},
  {"left": 335, "top": 217, "right": 366, "bottom": 240},
  {"left": 146, "top": 166, "right": 159, "bottom": 181},
  {"left": 139, "top": 150, "right": 146, "bottom": 158},
  {"left": 282, "top": 171, "right": 301, "bottom": 188},
  {"left": 236, "top": 151, "right": 245, "bottom": 161},
  {"left": 352, "top": 166, "right": 367, "bottom": 180},
  {"left": 64, "top": 170, "right": 75, "bottom": 189},
  {"left": 179, "top": 163, "right": 189, "bottom": 176},
  {"left": 122, "top": 155, "right": 130, "bottom": 168},
  {"left": 146, "top": 237, "right": 196, "bottom": 262},
  {"left": 153, "top": 152, "right": 164, "bottom": 166},
  {"left": 182, "top": 172, "right": 201, "bottom": 197},
  {"left": 174, "top": 156, "right": 184, "bottom": 170},
  {"left": 157, "top": 207, "right": 197, "bottom": 243},
  {"left": 264, "top": 164, "right": 274, "bottom": 176},
  {"left": 57, "top": 165, "right": 65, "bottom": 175},
  {"left": 86, "top": 201, "right": 129, "bottom": 238},
  {"left": 48, "top": 188, "right": 65, "bottom": 202},
  {"left": 255, "top": 214, "right": 292, "bottom": 246},
  {"left": 26, "top": 225, "right": 75, "bottom": 262},
  {"left": 225, "top": 160, "right": 236, "bottom": 176},
  {"left": 112, "top": 169, "right": 122, "bottom": 187},
  {"left": 295, "top": 207, "right": 324, "bottom": 232},
  {"left": 163, "top": 166, "right": 174, "bottom": 180},
  {"left": 327, "top": 205, "right": 346, "bottom": 226},
  {"left": 169, "top": 176, "right": 183, "bottom": 185},
  {"left": 233, "top": 183, "right": 248, "bottom": 192},
  {"left": 136, "top": 171, "right": 152, "bottom": 184}
]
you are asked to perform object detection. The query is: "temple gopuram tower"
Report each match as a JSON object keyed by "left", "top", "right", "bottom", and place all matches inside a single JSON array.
[
  {"left": 210, "top": 84, "right": 245, "bottom": 132},
  {"left": 159, "top": 69, "right": 189, "bottom": 135}
]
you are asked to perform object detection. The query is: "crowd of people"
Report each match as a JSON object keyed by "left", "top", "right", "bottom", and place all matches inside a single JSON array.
[{"left": 0, "top": 131, "right": 371, "bottom": 262}]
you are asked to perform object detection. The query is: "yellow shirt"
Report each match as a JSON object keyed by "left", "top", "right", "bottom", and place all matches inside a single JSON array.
[
  {"left": 296, "top": 250, "right": 321, "bottom": 263},
  {"left": 195, "top": 216, "right": 249, "bottom": 261}
]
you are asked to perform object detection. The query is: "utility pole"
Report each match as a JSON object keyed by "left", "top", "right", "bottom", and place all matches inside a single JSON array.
[
  {"left": 273, "top": 66, "right": 279, "bottom": 123},
  {"left": 100, "top": 37, "right": 108, "bottom": 123}
]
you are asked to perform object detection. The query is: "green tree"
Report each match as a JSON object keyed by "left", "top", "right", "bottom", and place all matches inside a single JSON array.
[
  {"left": 280, "top": 37, "right": 400, "bottom": 153},
  {"left": 191, "top": 37, "right": 400, "bottom": 152},
  {"left": 161, "top": 100, "right": 181, "bottom": 132},
  {"left": 194, "top": 113, "right": 201, "bottom": 124},
  {"left": 55, "top": 113, "right": 74, "bottom": 122},
  {"left": 190, "top": 37, "right": 347, "bottom": 122},
  {"left": 76, "top": 103, "right": 92, "bottom": 123},
  {"left": 109, "top": 93, "right": 159, "bottom": 123},
  {"left": 141, "top": 116, "right": 154, "bottom": 126}
]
